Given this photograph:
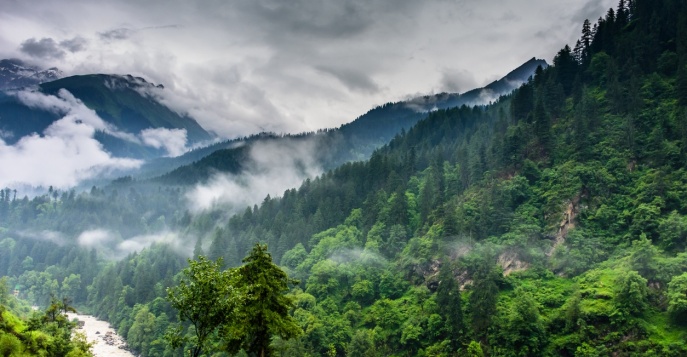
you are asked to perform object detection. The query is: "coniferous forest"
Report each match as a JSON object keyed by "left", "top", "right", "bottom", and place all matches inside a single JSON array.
[{"left": 2, "top": 0, "right": 687, "bottom": 356}]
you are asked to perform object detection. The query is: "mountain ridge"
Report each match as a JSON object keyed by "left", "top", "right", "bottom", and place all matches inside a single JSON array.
[
  {"left": 2, "top": 1, "right": 687, "bottom": 356},
  {"left": 0, "top": 72, "right": 213, "bottom": 161},
  {"left": 147, "top": 57, "right": 546, "bottom": 184},
  {"left": 0, "top": 58, "right": 63, "bottom": 90}
]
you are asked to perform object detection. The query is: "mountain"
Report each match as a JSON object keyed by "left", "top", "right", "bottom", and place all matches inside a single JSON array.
[
  {"left": 0, "top": 73, "right": 213, "bottom": 159},
  {"left": 320, "top": 57, "right": 547, "bottom": 163},
  {"left": 6, "top": 1, "right": 687, "bottom": 356},
  {"left": 402, "top": 57, "right": 548, "bottom": 112},
  {"left": 150, "top": 58, "right": 546, "bottom": 184},
  {"left": 0, "top": 58, "right": 63, "bottom": 90}
]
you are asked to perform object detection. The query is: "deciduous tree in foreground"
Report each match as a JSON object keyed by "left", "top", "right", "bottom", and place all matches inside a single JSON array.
[
  {"left": 166, "top": 256, "right": 239, "bottom": 357},
  {"left": 167, "top": 243, "right": 301, "bottom": 357}
]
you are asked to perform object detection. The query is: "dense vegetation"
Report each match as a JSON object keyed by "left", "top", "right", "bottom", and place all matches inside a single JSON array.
[
  {"left": 0, "top": 278, "right": 93, "bottom": 356},
  {"left": 2, "top": 0, "right": 687, "bottom": 355}
]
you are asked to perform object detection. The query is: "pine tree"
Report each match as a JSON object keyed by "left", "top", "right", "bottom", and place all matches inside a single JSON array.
[
  {"left": 224, "top": 244, "right": 301, "bottom": 357},
  {"left": 193, "top": 236, "right": 204, "bottom": 260},
  {"left": 436, "top": 261, "right": 464, "bottom": 349},
  {"left": 469, "top": 255, "right": 500, "bottom": 343},
  {"left": 534, "top": 98, "right": 551, "bottom": 154},
  {"left": 678, "top": 64, "right": 687, "bottom": 107},
  {"left": 573, "top": 39, "right": 584, "bottom": 64},
  {"left": 581, "top": 19, "right": 592, "bottom": 63},
  {"left": 617, "top": 0, "right": 628, "bottom": 27}
]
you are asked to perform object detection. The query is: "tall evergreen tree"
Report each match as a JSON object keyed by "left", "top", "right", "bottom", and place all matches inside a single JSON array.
[
  {"left": 224, "top": 244, "right": 301, "bottom": 357},
  {"left": 469, "top": 255, "right": 500, "bottom": 343},
  {"left": 436, "top": 261, "right": 464, "bottom": 350}
]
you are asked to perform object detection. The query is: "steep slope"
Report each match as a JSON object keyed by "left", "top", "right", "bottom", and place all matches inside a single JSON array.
[{"left": 38, "top": 75, "right": 211, "bottom": 143}]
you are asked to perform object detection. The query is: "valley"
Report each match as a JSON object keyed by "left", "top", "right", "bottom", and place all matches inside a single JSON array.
[{"left": 2, "top": 0, "right": 687, "bottom": 356}]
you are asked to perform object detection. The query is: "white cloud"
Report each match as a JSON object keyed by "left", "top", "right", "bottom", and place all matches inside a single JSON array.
[
  {"left": 74, "top": 228, "right": 190, "bottom": 259},
  {"left": 116, "top": 231, "right": 188, "bottom": 257},
  {"left": 16, "top": 88, "right": 140, "bottom": 143},
  {"left": 139, "top": 127, "right": 188, "bottom": 157},
  {"left": 77, "top": 229, "right": 114, "bottom": 247},
  {"left": 0, "top": 89, "right": 142, "bottom": 188},
  {"left": 186, "top": 137, "right": 323, "bottom": 213}
]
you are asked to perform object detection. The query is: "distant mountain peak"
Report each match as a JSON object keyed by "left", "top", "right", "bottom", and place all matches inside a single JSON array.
[
  {"left": 0, "top": 58, "right": 63, "bottom": 90},
  {"left": 400, "top": 57, "right": 548, "bottom": 113},
  {"left": 501, "top": 57, "right": 548, "bottom": 82},
  {"left": 100, "top": 74, "right": 165, "bottom": 92}
]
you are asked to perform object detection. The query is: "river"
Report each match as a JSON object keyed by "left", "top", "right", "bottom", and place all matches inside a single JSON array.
[{"left": 67, "top": 313, "right": 135, "bottom": 357}]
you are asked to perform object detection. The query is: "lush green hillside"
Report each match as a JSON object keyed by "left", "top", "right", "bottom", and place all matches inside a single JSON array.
[
  {"left": 180, "top": 0, "right": 687, "bottom": 354},
  {"left": 0, "top": 280, "right": 94, "bottom": 357},
  {"left": 1, "top": 0, "right": 687, "bottom": 356}
]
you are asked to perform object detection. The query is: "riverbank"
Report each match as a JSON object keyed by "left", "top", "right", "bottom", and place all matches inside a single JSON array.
[{"left": 67, "top": 313, "right": 134, "bottom": 357}]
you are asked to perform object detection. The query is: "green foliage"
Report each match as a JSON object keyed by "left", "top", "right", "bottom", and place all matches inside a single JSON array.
[
  {"left": 0, "top": 298, "right": 93, "bottom": 357},
  {"left": 347, "top": 329, "right": 375, "bottom": 357},
  {"left": 469, "top": 254, "right": 501, "bottom": 342},
  {"left": 166, "top": 245, "right": 301, "bottom": 357},
  {"left": 126, "top": 305, "right": 157, "bottom": 356},
  {"left": 667, "top": 273, "right": 687, "bottom": 324},
  {"left": 551, "top": 228, "right": 606, "bottom": 276},
  {"left": 224, "top": 244, "right": 301, "bottom": 357},
  {"left": 614, "top": 270, "right": 649, "bottom": 316},
  {"left": 166, "top": 256, "right": 239, "bottom": 357},
  {"left": 435, "top": 261, "right": 464, "bottom": 349},
  {"left": 4, "top": 1, "right": 687, "bottom": 356},
  {"left": 466, "top": 340, "right": 484, "bottom": 357},
  {"left": 659, "top": 212, "right": 687, "bottom": 251},
  {"left": 629, "top": 235, "right": 661, "bottom": 280}
]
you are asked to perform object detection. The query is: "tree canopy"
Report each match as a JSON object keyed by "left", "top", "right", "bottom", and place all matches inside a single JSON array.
[{"left": 166, "top": 244, "right": 300, "bottom": 357}]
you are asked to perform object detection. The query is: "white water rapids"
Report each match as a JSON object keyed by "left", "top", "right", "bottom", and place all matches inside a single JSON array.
[{"left": 67, "top": 313, "right": 135, "bottom": 357}]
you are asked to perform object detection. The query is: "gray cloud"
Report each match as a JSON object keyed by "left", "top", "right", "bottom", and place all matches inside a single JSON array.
[
  {"left": 1, "top": 0, "right": 618, "bottom": 138},
  {"left": 232, "top": 0, "right": 416, "bottom": 41},
  {"left": 440, "top": 69, "right": 478, "bottom": 93},
  {"left": 99, "top": 28, "right": 134, "bottom": 41},
  {"left": 315, "top": 65, "right": 379, "bottom": 93},
  {"left": 0, "top": 129, "right": 14, "bottom": 140},
  {"left": 499, "top": 10, "right": 520, "bottom": 22},
  {"left": 141, "top": 24, "right": 181, "bottom": 31},
  {"left": 572, "top": 0, "right": 612, "bottom": 23},
  {"left": 59, "top": 36, "right": 88, "bottom": 52},
  {"left": 20, "top": 37, "right": 65, "bottom": 59}
]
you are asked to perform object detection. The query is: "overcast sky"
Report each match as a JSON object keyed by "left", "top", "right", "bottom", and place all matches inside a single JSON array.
[{"left": 0, "top": 0, "right": 615, "bottom": 138}]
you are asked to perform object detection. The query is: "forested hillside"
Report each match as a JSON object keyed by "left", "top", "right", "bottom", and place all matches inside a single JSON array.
[
  {"left": 0, "top": 278, "right": 94, "bottom": 356},
  {"left": 2, "top": 0, "right": 687, "bottom": 356}
]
